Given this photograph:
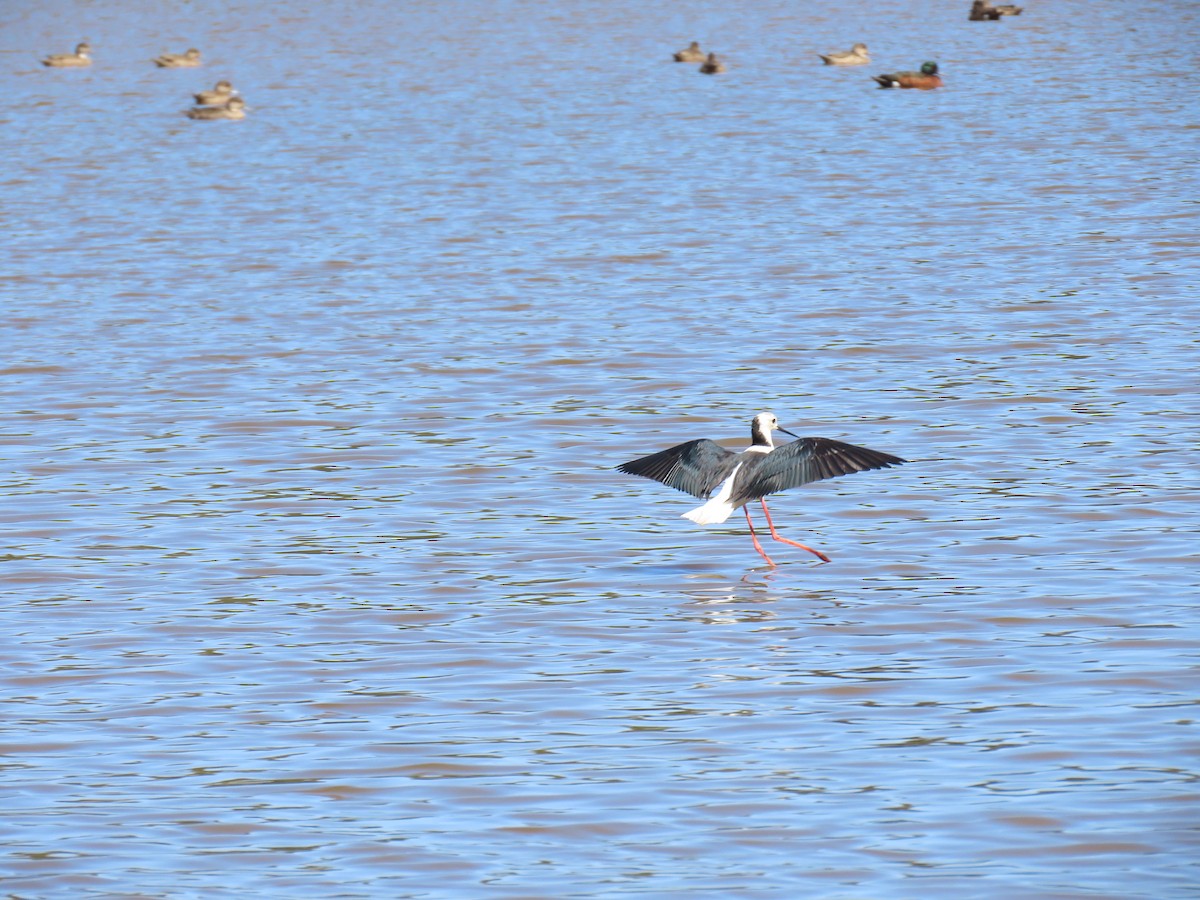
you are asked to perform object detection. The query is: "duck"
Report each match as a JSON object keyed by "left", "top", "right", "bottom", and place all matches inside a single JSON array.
[
  {"left": 969, "top": 0, "right": 1022, "bottom": 19},
  {"left": 186, "top": 96, "right": 246, "bottom": 120},
  {"left": 819, "top": 43, "right": 869, "bottom": 66},
  {"left": 194, "top": 80, "right": 236, "bottom": 105},
  {"left": 673, "top": 41, "right": 705, "bottom": 63},
  {"left": 699, "top": 52, "right": 726, "bottom": 74},
  {"left": 872, "top": 61, "right": 942, "bottom": 90},
  {"left": 154, "top": 48, "right": 202, "bottom": 67},
  {"left": 42, "top": 42, "right": 91, "bottom": 67}
]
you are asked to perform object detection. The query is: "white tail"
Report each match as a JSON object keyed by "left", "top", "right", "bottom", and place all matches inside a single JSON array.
[
  {"left": 682, "top": 460, "right": 742, "bottom": 525},
  {"left": 682, "top": 499, "right": 736, "bottom": 525}
]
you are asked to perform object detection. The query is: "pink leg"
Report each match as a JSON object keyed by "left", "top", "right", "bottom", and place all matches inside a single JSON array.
[
  {"left": 743, "top": 505, "right": 776, "bottom": 566},
  {"left": 760, "top": 499, "right": 831, "bottom": 563}
]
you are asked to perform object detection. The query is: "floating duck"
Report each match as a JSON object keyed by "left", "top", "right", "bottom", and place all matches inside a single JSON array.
[
  {"left": 819, "top": 43, "right": 870, "bottom": 66},
  {"left": 154, "top": 48, "right": 202, "bottom": 67},
  {"left": 194, "top": 80, "right": 236, "bottom": 105},
  {"left": 186, "top": 96, "right": 246, "bottom": 120},
  {"left": 699, "top": 52, "right": 726, "bottom": 74},
  {"left": 673, "top": 41, "right": 705, "bottom": 63},
  {"left": 872, "top": 61, "right": 942, "bottom": 90},
  {"left": 42, "top": 42, "right": 91, "bottom": 67},
  {"left": 969, "top": 0, "right": 1023, "bottom": 19}
]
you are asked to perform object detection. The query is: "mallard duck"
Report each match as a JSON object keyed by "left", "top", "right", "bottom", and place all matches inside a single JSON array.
[
  {"left": 194, "top": 80, "right": 236, "bottom": 105},
  {"left": 673, "top": 41, "right": 705, "bottom": 63},
  {"left": 154, "top": 48, "right": 202, "bottom": 67},
  {"left": 699, "top": 52, "right": 726, "bottom": 74},
  {"left": 819, "top": 43, "right": 869, "bottom": 66},
  {"left": 42, "top": 42, "right": 91, "bottom": 67},
  {"left": 872, "top": 61, "right": 942, "bottom": 90},
  {"left": 186, "top": 96, "right": 246, "bottom": 120}
]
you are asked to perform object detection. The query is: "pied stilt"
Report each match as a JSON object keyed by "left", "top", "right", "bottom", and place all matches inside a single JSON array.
[{"left": 617, "top": 412, "right": 906, "bottom": 566}]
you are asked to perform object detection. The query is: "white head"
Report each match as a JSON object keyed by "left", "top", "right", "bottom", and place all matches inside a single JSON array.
[{"left": 750, "top": 412, "right": 797, "bottom": 448}]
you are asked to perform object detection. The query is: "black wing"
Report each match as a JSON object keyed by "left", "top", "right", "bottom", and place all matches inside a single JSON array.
[
  {"left": 733, "top": 437, "right": 905, "bottom": 503},
  {"left": 617, "top": 439, "right": 739, "bottom": 500}
]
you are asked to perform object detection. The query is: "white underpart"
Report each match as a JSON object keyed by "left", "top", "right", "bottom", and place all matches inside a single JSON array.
[
  {"left": 681, "top": 443, "right": 773, "bottom": 525},
  {"left": 681, "top": 462, "right": 741, "bottom": 525}
]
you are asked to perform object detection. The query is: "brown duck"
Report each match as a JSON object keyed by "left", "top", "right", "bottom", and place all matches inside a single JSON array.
[
  {"left": 873, "top": 61, "right": 942, "bottom": 90},
  {"left": 42, "top": 42, "right": 91, "bottom": 67},
  {"left": 154, "top": 48, "right": 202, "bottom": 67},
  {"left": 194, "top": 80, "right": 236, "bottom": 105},
  {"left": 673, "top": 42, "right": 705, "bottom": 63},
  {"left": 186, "top": 96, "right": 246, "bottom": 120}
]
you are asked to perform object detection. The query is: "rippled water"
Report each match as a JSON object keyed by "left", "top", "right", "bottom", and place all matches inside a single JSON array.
[{"left": 3, "top": 0, "right": 1198, "bottom": 896}]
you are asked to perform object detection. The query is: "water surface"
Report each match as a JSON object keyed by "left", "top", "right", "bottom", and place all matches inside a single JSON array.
[{"left": 2, "top": 0, "right": 1198, "bottom": 896}]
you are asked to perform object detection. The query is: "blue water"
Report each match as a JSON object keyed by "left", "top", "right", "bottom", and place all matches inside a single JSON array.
[{"left": 3, "top": 0, "right": 1198, "bottom": 896}]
